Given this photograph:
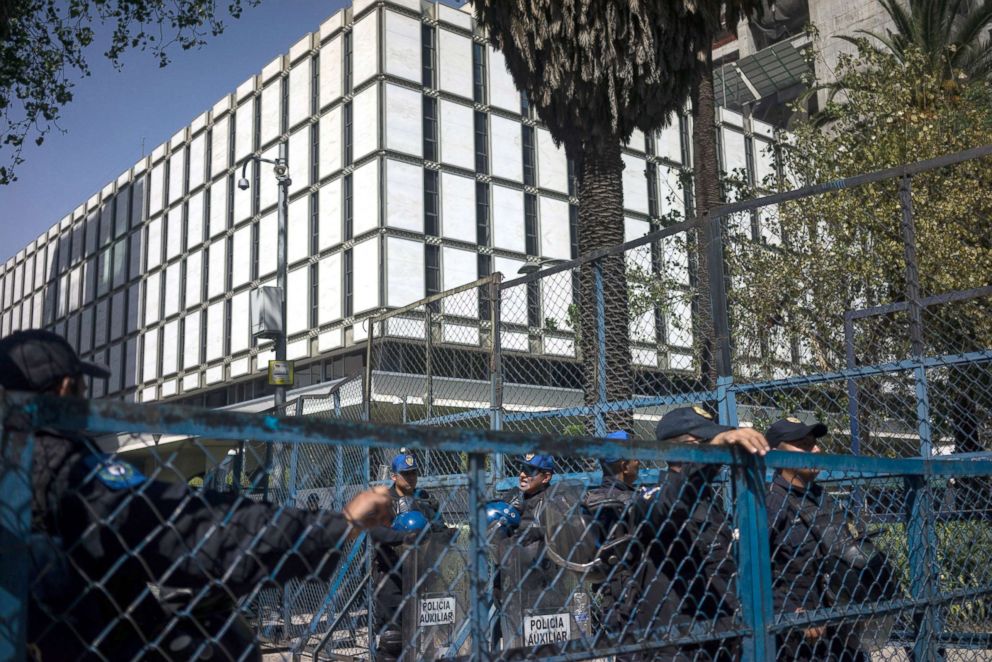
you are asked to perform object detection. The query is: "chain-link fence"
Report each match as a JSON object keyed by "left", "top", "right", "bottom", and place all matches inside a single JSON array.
[
  {"left": 4, "top": 389, "right": 992, "bottom": 661},
  {"left": 357, "top": 145, "right": 992, "bottom": 463}
]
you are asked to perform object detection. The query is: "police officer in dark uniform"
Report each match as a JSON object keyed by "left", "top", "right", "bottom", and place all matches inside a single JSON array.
[
  {"left": 580, "top": 430, "right": 650, "bottom": 656},
  {"left": 639, "top": 406, "right": 769, "bottom": 661},
  {"left": 371, "top": 451, "right": 444, "bottom": 661},
  {"left": 1, "top": 329, "right": 393, "bottom": 661},
  {"left": 765, "top": 416, "right": 882, "bottom": 662}
]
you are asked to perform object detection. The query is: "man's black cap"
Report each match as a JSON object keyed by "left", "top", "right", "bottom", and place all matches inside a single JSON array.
[
  {"left": 0, "top": 330, "right": 110, "bottom": 391},
  {"left": 765, "top": 417, "right": 828, "bottom": 448},
  {"left": 656, "top": 406, "right": 734, "bottom": 442}
]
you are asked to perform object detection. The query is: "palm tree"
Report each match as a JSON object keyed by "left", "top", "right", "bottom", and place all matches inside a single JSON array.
[
  {"left": 474, "top": 2, "right": 758, "bottom": 429},
  {"left": 841, "top": 0, "right": 992, "bottom": 81}
]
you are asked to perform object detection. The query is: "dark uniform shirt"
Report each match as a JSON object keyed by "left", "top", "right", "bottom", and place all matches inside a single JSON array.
[
  {"left": 767, "top": 473, "right": 868, "bottom": 662},
  {"left": 581, "top": 476, "right": 645, "bottom": 643},
  {"left": 17, "top": 422, "right": 353, "bottom": 661},
  {"left": 635, "top": 464, "right": 739, "bottom": 660}
]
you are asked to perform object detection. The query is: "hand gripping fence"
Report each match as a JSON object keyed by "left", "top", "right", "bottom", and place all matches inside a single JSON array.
[{"left": 3, "top": 389, "right": 992, "bottom": 661}]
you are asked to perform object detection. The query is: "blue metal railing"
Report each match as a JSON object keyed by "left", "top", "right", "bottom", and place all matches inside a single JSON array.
[{"left": 4, "top": 389, "right": 992, "bottom": 661}]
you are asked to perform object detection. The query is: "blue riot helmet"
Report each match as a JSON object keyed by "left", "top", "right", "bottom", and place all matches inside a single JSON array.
[
  {"left": 484, "top": 500, "right": 522, "bottom": 528},
  {"left": 392, "top": 510, "right": 429, "bottom": 533}
]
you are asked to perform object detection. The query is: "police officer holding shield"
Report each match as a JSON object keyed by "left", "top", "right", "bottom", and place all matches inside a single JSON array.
[
  {"left": 371, "top": 451, "right": 444, "bottom": 660},
  {"left": 766, "top": 416, "right": 895, "bottom": 662}
]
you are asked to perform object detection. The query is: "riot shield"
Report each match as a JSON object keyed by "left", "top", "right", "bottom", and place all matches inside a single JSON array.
[
  {"left": 400, "top": 526, "right": 472, "bottom": 660},
  {"left": 498, "top": 484, "right": 591, "bottom": 655}
]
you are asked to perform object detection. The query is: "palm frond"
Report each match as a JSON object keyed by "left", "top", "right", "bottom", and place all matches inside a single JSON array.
[{"left": 951, "top": 1, "right": 992, "bottom": 68}]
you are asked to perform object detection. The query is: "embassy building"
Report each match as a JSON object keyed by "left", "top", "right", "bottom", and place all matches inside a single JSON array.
[{"left": 0, "top": 0, "right": 781, "bottom": 412}]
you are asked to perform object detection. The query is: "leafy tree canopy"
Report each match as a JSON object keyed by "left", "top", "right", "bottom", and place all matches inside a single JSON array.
[
  {"left": 0, "top": 0, "right": 259, "bottom": 184},
  {"left": 731, "top": 43, "right": 992, "bottom": 377}
]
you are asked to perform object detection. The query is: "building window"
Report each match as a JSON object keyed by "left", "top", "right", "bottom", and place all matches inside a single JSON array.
[
  {"left": 567, "top": 158, "right": 577, "bottom": 197},
  {"left": 524, "top": 194, "right": 538, "bottom": 256},
  {"left": 527, "top": 280, "right": 540, "bottom": 327},
  {"left": 425, "top": 244, "right": 441, "bottom": 300},
  {"left": 476, "top": 182, "right": 489, "bottom": 246},
  {"left": 344, "top": 175, "right": 353, "bottom": 240},
  {"left": 472, "top": 42, "right": 486, "bottom": 104},
  {"left": 311, "top": 121, "right": 320, "bottom": 185},
  {"left": 646, "top": 131, "right": 657, "bottom": 156},
  {"left": 312, "top": 52, "right": 320, "bottom": 115},
  {"left": 344, "top": 102, "right": 353, "bottom": 166},
  {"left": 281, "top": 76, "right": 289, "bottom": 135},
  {"left": 647, "top": 161, "right": 659, "bottom": 217},
  {"left": 423, "top": 96, "right": 438, "bottom": 162},
  {"left": 520, "top": 92, "right": 530, "bottom": 118},
  {"left": 522, "top": 126, "right": 536, "bottom": 187},
  {"left": 474, "top": 112, "right": 488, "bottom": 174},
  {"left": 311, "top": 262, "right": 319, "bottom": 328},
  {"left": 310, "top": 191, "right": 319, "bottom": 256},
  {"left": 678, "top": 114, "right": 690, "bottom": 165},
  {"left": 344, "top": 31, "right": 353, "bottom": 94},
  {"left": 422, "top": 25, "right": 436, "bottom": 88},
  {"left": 424, "top": 170, "right": 439, "bottom": 236},
  {"left": 477, "top": 254, "right": 491, "bottom": 320},
  {"left": 569, "top": 204, "right": 578, "bottom": 259},
  {"left": 343, "top": 249, "right": 353, "bottom": 317}
]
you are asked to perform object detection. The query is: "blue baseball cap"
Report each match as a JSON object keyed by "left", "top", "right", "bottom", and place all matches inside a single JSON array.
[
  {"left": 656, "top": 406, "right": 734, "bottom": 442},
  {"left": 601, "top": 430, "right": 631, "bottom": 466},
  {"left": 390, "top": 452, "right": 419, "bottom": 474},
  {"left": 521, "top": 453, "right": 555, "bottom": 472}
]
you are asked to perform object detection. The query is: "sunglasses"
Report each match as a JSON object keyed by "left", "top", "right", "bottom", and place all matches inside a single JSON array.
[{"left": 520, "top": 465, "right": 548, "bottom": 478}]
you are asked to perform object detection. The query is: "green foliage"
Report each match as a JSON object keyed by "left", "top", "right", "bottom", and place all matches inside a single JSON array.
[
  {"left": 729, "top": 43, "right": 992, "bottom": 380},
  {"left": 0, "top": 0, "right": 259, "bottom": 184},
  {"left": 841, "top": 0, "right": 992, "bottom": 83}
]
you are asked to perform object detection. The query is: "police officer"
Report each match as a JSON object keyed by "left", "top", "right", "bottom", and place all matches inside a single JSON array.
[
  {"left": 371, "top": 451, "right": 444, "bottom": 661},
  {"left": 489, "top": 454, "right": 556, "bottom": 653},
  {"left": 765, "top": 417, "right": 874, "bottom": 662},
  {"left": 1, "top": 330, "right": 393, "bottom": 661},
  {"left": 581, "top": 430, "right": 650, "bottom": 655},
  {"left": 639, "top": 405, "right": 769, "bottom": 660}
]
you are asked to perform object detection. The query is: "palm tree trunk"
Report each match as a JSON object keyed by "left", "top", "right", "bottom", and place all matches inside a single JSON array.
[
  {"left": 574, "top": 139, "right": 632, "bottom": 433},
  {"left": 691, "top": 45, "right": 721, "bottom": 389}
]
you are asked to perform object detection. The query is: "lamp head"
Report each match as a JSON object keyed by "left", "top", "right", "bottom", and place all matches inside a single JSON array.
[{"left": 237, "top": 177, "right": 250, "bottom": 191}]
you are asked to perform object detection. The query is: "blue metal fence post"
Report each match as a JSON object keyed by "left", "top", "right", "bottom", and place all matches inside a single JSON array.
[
  {"left": 733, "top": 450, "right": 775, "bottom": 662},
  {"left": 905, "top": 474, "right": 942, "bottom": 661},
  {"left": 593, "top": 261, "right": 607, "bottom": 436},
  {"left": 467, "top": 452, "right": 490, "bottom": 660},
  {"left": 0, "top": 392, "right": 31, "bottom": 662}
]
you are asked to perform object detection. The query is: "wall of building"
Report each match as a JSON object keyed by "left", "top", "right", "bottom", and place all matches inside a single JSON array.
[{"left": 0, "top": 0, "right": 776, "bottom": 406}]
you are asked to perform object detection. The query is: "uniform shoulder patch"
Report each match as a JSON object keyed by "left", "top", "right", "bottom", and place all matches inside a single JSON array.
[
  {"left": 786, "top": 416, "right": 802, "bottom": 423},
  {"left": 692, "top": 405, "right": 713, "bottom": 420},
  {"left": 84, "top": 454, "right": 146, "bottom": 490},
  {"left": 524, "top": 453, "right": 535, "bottom": 461}
]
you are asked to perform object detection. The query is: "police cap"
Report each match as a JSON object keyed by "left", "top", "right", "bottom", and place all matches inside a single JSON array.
[
  {"left": 521, "top": 453, "right": 555, "bottom": 472},
  {"left": 656, "top": 406, "right": 734, "bottom": 442},
  {"left": 766, "top": 417, "right": 828, "bottom": 448},
  {"left": 0, "top": 330, "right": 110, "bottom": 391}
]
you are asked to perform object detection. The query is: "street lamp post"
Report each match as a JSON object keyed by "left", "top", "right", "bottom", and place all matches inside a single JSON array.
[{"left": 238, "top": 142, "right": 291, "bottom": 501}]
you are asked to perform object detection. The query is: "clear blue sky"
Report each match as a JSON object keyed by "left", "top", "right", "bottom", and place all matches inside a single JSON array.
[{"left": 0, "top": 1, "right": 462, "bottom": 263}]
